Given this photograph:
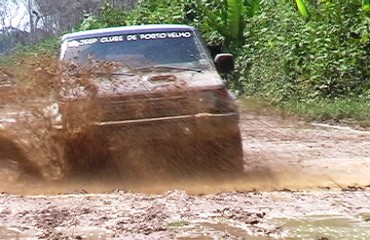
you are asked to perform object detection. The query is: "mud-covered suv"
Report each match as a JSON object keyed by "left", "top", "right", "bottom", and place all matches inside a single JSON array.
[{"left": 55, "top": 24, "right": 243, "bottom": 179}]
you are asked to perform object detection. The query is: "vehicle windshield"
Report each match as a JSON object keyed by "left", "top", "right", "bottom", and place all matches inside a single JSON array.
[{"left": 61, "top": 30, "right": 213, "bottom": 71}]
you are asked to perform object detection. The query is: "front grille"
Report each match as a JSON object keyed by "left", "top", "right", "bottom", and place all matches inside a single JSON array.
[{"left": 97, "top": 94, "right": 198, "bottom": 122}]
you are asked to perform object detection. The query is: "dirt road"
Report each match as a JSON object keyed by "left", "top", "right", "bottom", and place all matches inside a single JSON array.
[
  {"left": 0, "top": 110, "right": 370, "bottom": 239},
  {"left": 241, "top": 113, "right": 370, "bottom": 189}
]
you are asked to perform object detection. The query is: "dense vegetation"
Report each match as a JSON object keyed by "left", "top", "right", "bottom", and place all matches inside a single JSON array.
[{"left": 2, "top": 0, "right": 370, "bottom": 123}]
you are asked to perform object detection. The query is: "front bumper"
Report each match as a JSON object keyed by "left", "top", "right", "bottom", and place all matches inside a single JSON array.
[{"left": 53, "top": 112, "right": 240, "bottom": 140}]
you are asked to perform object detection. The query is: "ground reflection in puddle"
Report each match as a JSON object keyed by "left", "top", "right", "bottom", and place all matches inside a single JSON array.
[{"left": 273, "top": 214, "right": 370, "bottom": 240}]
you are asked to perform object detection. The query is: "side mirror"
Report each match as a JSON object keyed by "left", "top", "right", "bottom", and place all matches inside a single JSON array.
[{"left": 214, "top": 53, "right": 234, "bottom": 73}]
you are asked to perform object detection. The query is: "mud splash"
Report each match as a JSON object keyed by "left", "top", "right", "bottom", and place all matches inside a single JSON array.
[
  {"left": 1, "top": 53, "right": 370, "bottom": 196},
  {"left": 1, "top": 54, "right": 370, "bottom": 240},
  {"left": 0, "top": 53, "right": 245, "bottom": 191}
]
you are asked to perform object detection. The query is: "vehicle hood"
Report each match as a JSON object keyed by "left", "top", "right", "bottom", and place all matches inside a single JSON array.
[{"left": 60, "top": 70, "right": 225, "bottom": 99}]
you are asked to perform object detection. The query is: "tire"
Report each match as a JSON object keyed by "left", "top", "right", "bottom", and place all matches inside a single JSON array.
[
  {"left": 143, "top": 129, "right": 244, "bottom": 180},
  {"left": 62, "top": 129, "right": 118, "bottom": 180},
  {"left": 193, "top": 130, "right": 244, "bottom": 178},
  {"left": 0, "top": 134, "right": 43, "bottom": 179}
]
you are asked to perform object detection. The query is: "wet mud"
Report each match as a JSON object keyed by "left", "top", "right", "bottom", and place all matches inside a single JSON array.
[{"left": 0, "top": 190, "right": 369, "bottom": 239}]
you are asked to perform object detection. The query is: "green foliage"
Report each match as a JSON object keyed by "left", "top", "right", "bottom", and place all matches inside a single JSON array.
[
  {"left": 237, "top": 1, "right": 370, "bottom": 101},
  {"left": 295, "top": 0, "right": 309, "bottom": 18},
  {"left": 0, "top": 37, "right": 59, "bottom": 66},
  {"left": 361, "top": 213, "right": 370, "bottom": 222},
  {"left": 78, "top": 0, "right": 202, "bottom": 31},
  {"left": 196, "top": 0, "right": 261, "bottom": 49},
  {"left": 79, "top": 4, "right": 129, "bottom": 30},
  {"left": 241, "top": 96, "right": 370, "bottom": 127},
  {"left": 281, "top": 97, "right": 370, "bottom": 126},
  {"left": 78, "top": 0, "right": 262, "bottom": 49},
  {"left": 167, "top": 220, "right": 190, "bottom": 228},
  {"left": 127, "top": 0, "right": 199, "bottom": 25}
]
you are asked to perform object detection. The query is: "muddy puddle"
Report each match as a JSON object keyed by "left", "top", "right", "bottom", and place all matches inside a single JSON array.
[
  {"left": 176, "top": 216, "right": 370, "bottom": 239},
  {"left": 0, "top": 190, "right": 369, "bottom": 239},
  {"left": 273, "top": 215, "right": 370, "bottom": 240},
  {"left": 2, "top": 216, "right": 369, "bottom": 240}
]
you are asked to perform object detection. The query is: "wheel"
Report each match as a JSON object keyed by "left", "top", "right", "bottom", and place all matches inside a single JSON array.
[
  {"left": 0, "top": 134, "right": 43, "bottom": 180},
  {"left": 62, "top": 129, "right": 119, "bottom": 180},
  {"left": 192, "top": 130, "right": 244, "bottom": 178},
  {"left": 140, "top": 129, "right": 244, "bottom": 180}
]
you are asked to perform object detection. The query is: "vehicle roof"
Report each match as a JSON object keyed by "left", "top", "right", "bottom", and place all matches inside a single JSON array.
[{"left": 61, "top": 24, "right": 196, "bottom": 42}]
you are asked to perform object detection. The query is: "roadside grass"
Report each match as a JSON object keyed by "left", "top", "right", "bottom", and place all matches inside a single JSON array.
[
  {"left": 239, "top": 97, "right": 289, "bottom": 117},
  {"left": 0, "top": 37, "right": 58, "bottom": 67},
  {"left": 240, "top": 97, "right": 370, "bottom": 129},
  {"left": 167, "top": 220, "right": 190, "bottom": 228},
  {"left": 361, "top": 213, "right": 370, "bottom": 222}
]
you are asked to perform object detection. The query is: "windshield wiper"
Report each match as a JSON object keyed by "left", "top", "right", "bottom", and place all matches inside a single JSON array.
[
  {"left": 135, "top": 65, "right": 203, "bottom": 73},
  {"left": 110, "top": 72, "right": 135, "bottom": 76},
  {"left": 94, "top": 68, "right": 136, "bottom": 76},
  {"left": 93, "top": 71, "right": 135, "bottom": 77}
]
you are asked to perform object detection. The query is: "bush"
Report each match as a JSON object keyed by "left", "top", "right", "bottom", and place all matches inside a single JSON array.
[
  {"left": 237, "top": 1, "right": 370, "bottom": 101},
  {"left": 0, "top": 37, "right": 59, "bottom": 66},
  {"left": 79, "top": 1, "right": 202, "bottom": 30},
  {"left": 78, "top": 0, "right": 224, "bottom": 45}
]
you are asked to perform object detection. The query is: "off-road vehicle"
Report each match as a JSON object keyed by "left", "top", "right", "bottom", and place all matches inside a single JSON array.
[{"left": 54, "top": 24, "right": 243, "bottom": 179}]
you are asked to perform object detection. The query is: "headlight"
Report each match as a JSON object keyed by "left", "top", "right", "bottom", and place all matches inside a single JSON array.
[
  {"left": 44, "top": 103, "right": 62, "bottom": 124},
  {"left": 197, "top": 88, "right": 237, "bottom": 113},
  {"left": 198, "top": 90, "right": 219, "bottom": 108}
]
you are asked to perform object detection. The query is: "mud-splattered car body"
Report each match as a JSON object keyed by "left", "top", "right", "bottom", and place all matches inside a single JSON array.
[{"left": 54, "top": 24, "right": 243, "bottom": 179}]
